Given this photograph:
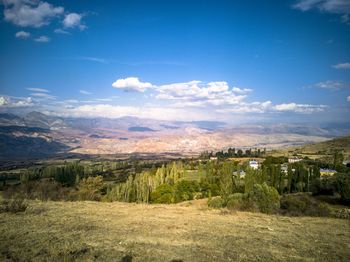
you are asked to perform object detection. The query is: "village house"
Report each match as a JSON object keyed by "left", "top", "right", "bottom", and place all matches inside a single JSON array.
[
  {"left": 320, "top": 169, "right": 337, "bottom": 177},
  {"left": 288, "top": 157, "right": 302, "bottom": 163},
  {"left": 248, "top": 160, "right": 259, "bottom": 169},
  {"left": 281, "top": 164, "right": 288, "bottom": 174}
]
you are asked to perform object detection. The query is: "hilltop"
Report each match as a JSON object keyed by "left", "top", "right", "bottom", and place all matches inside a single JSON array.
[
  {"left": 272, "top": 135, "right": 350, "bottom": 161},
  {"left": 1, "top": 199, "right": 349, "bottom": 261}
]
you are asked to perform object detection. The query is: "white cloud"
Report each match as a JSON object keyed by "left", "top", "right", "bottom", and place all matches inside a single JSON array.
[
  {"left": 155, "top": 80, "right": 247, "bottom": 107},
  {"left": 293, "top": 0, "right": 350, "bottom": 23},
  {"left": 54, "top": 28, "right": 70, "bottom": 35},
  {"left": 347, "top": 96, "right": 350, "bottom": 102},
  {"left": 232, "top": 87, "right": 253, "bottom": 95},
  {"left": 80, "top": 90, "right": 92, "bottom": 95},
  {"left": 26, "top": 87, "right": 49, "bottom": 93},
  {"left": 30, "top": 92, "right": 56, "bottom": 100},
  {"left": 0, "top": 96, "right": 34, "bottom": 107},
  {"left": 112, "top": 77, "right": 153, "bottom": 92},
  {"left": 64, "top": 99, "right": 79, "bottom": 104},
  {"left": 216, "top": 101, "right": 273, "bottom": 114},
  {"left": 273, "top": 103, "right": 327, "bottom": 113},
  {"left": 63, "top": 12, "right": 86, "bottom": 30},
  {"left": 15, "top": 30, "right": 30, "bottom": 38},
  {"left": 293, "top": 0, "right": 350, "bottom": 13},
  {"left": 2, "top": 0, "right": 64, "bottom": 27},
  {"left": 77, "top": 56, "right": 107, "bottom": 64},
  {"left": 34, "top": 35, "right": 50, "bottom": 42},
  {"left": 61, "top": 104, "right": 209, "bottom": 121},
  {"left": 313, "top": 80, "right": 346, "bottom": 90},
  {"left": 332, "top": 62, "right": 350, "bottom": 69}
]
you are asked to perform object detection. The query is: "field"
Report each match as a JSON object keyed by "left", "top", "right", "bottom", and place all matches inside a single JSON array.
[{"left": 1, "top": 199, "right": 349, "bottom": 261}]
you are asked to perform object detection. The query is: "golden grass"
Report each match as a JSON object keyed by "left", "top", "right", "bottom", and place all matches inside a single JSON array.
[{"left": 1, "top": 199, "right": 349, "bottom": 261}]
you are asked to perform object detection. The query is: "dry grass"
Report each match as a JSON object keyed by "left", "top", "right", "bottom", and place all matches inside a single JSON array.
[{"left": 0, "top": 199, "right": 349, "bottom": 261}]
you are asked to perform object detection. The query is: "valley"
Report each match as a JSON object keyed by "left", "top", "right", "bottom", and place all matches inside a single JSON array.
[{"left": 1, "top": 112, "right": 348, "bottom": 161}]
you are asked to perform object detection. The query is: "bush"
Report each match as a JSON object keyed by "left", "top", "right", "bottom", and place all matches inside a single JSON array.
[
  {"left": 3, "top": 180, "right": 70, "bottom": 201},
  {"left": 208, "top": 196, "right": 224, "bottom": 209},
  {"left": 75, "top": 176, "right": 104, "bottom": 201},
  {"left": 0, "top": 194, "right": 28, "bottom": 213},
  {"left": 174, "top": 180, "right": 199, "bottom": 203},
  {"left": 280, "top": 193, "right": 331, "bottom": 217},
  {"left": 248, "top": 183, "right": 280, "bottom": 214},
  {"left": 150, "top": 184, "right": 174, "bottom": 204},
  {"left": 335, "top": 173, "right": 350, "bottom": 203},
  {"left": 226, "top": 193, "right": 245, "bottom": 210}
]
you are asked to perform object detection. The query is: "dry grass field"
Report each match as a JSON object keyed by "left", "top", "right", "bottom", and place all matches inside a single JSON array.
[{"left": 1, "top": 199, "right": 349, "bottom": 261}]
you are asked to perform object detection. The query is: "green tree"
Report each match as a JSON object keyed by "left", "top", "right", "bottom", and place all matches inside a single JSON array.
[{"left": 150, "top": 184, "right": 174, "bottom": 204}]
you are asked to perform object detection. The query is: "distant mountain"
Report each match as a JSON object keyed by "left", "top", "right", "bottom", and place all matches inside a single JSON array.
[
  {"left": 24, "top": 111, "right": 68, "bottom": 130},
  {"left": 191, "top": 121, "right": 226, "bottom": 130},
  {"left": 0, "top": 111, "right": 349, "bottom": 161},
  {"left": 0, "top": 113, "right": 25, "bottom": 126},
  {"left": 128, "top": 126, "right": 155, "bottom": 132}
]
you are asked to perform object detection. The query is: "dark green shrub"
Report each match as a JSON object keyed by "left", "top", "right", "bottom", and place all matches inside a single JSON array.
[
  {"left": 174, "top": 180, "right": 199, "bottom": 203},
  {"left": 208, "top": 196, "right": 224, "bottom": 209},
  {"left": 226, "top": 193, "right": 245, "bottom": 210},
  {"left": 334, "top": 173, "right": 350, "bottom": 203},
  {"left": 280, "top": 193, "right": 331, "bottom": 217},
  {"left": 150, "top": 184, "right": 174, "bottom": 204},
  {"left": 248, "top": 183, "right": 280, "bottom": 214},
  {"left": 311, "top": 177, "right": 336, "bottom": 196}
]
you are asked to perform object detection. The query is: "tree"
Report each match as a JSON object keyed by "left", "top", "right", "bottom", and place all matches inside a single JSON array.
[
  {"left": 77, "top": 176, "right": 104, "bottom": 201},
  {"left": 248, "top": 183, "right": 280, "bottom": 214},
  {"left": 219, "top": 162, "right": 234, "bottom": 204},
  {"left": 174, "top": 180, "right": 199, "bottom": 202},
  {"left": 150, "top": 184, "right": 174, "bottom": 204}
]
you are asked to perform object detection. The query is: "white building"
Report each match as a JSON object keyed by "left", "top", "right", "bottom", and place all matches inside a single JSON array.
[
  {"left": 288, "top": 157, "right": 302, "bottom": 163},
  {"left": 249, "top": 160, "right": 259, "bottom": 169}
]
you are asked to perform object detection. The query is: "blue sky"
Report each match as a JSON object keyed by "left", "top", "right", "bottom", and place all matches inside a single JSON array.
[{"left": 0, "top": 0, "right": 349, "bottom": 123}]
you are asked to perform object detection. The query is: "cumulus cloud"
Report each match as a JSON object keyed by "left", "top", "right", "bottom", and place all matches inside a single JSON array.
[
  {"left": 216, "top": 101, "right": 273, "bottom": 114},
  {"left": 0, "top": 96, "right": 34, "bottom": 107},
  {"left": 112, "top": 77, "right": 153, "bottom": 92},
  {"left": 2, "top": 0, "right": 64, "bottom": 27},
  {"left": 34, "top": 35, "right": 50, "bottom": 42},
  {"left": 63, "top": 12, "right": 86, "bottom": 30},
  {"left": 80, "top": 90, "right": 92, "bottom": 95},
  {"left": 347, "top": 96, "right": 350, "bottom": 102},
  {"left": 15, "top": 30, "right": 30, "bottom": 38},
  {"left": 111, "top": 77, "right": 326, "bottom": 115},
  {"left": 232, "top": 87, "right": 253, "bottom": 95},
  {"left": 155, "top": 80, "right": 247, "bottom": 107},
  {"left": 273, "top": 103, "right": 327, "bottom": 113},
  {"left": 332, "top": 62, "right": 350, "bottom": 69}
]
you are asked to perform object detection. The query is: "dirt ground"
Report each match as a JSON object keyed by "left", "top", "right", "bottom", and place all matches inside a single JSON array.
[{"left": 1, "top": 199, "right": 349, "bottom": 261}]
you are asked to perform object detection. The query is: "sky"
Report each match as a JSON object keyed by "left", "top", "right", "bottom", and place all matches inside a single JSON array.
[{"left": 0, "top": 0, "right": 349, "bottom": 124}]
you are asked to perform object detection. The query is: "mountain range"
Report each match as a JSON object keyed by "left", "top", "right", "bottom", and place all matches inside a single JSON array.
[{"left": 0, "top": 111, "right": 349, "bottom": 161}]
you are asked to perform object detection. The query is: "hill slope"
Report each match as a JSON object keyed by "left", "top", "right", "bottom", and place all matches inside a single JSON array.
[
  {"left": 0, "top": 200, "right": 349, "bottom": 261},
  {"left": 298, "top": 135, "right": 350, "bottom": 160}
]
